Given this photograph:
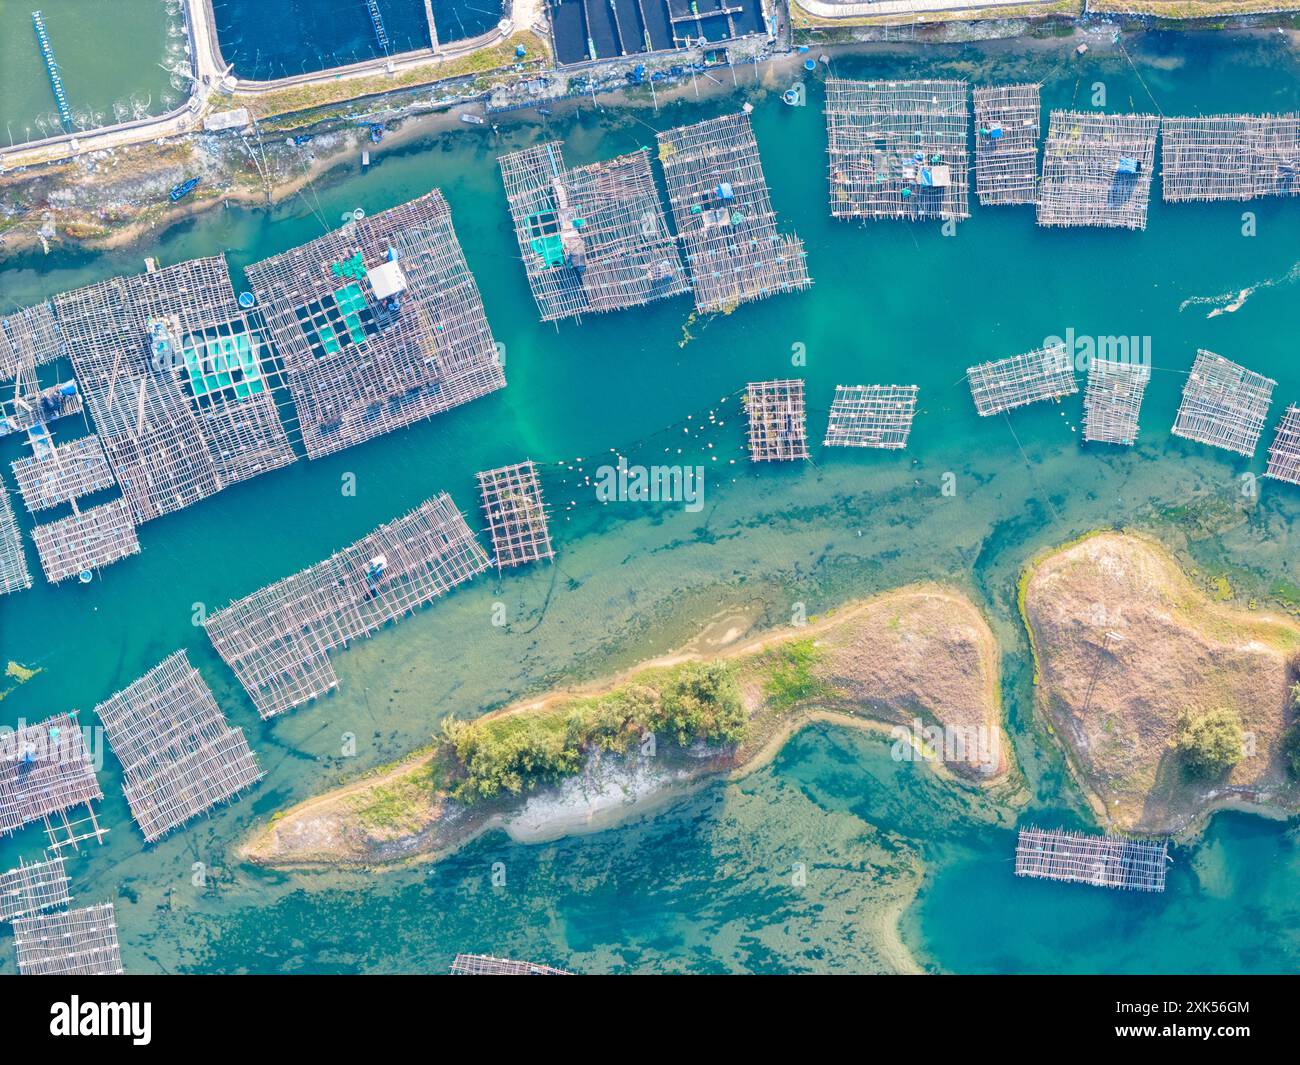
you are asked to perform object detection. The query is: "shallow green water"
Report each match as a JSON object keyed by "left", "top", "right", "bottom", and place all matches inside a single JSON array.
[
  {"left": 2, "top": 31, "right": 1300, "bottom": 973},
  {"left": 0, "top": 0, "right": 179, "bottom": 140}
]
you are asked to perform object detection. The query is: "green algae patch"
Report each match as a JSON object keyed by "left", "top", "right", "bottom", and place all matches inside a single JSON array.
[
  {"left": 1, "top": 661, "right": 44, "bottom": 701},
  {"left": 5, "top": 661, "right": 40, "bottom": 683}
]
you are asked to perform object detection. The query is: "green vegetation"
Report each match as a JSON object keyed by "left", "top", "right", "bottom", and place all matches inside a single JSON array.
[
  {"left": 1174, "top": 707, "right": 1245, "bottom": 778},
  {"left": 1283, "top": 724, "right": 1300, "bottom": 778},
  {"left": 349, "top": 761, "right": 442, "bottom": 832},
  {"left": 763, "top": 639, "right": 827, "bottom": 711},
  {"left": 1285, "top": 684, "right": 1300, "bottom": 778},
  {"left": 441, "top": 662, "right": 746, "bottom": 802}
]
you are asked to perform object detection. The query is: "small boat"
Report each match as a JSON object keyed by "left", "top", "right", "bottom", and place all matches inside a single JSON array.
[
  {"left": 459, "top": 113, "right": 486, "bottom": 125},
  {"left": 169, "top": 177, "right": 199, "bottom": 202}
]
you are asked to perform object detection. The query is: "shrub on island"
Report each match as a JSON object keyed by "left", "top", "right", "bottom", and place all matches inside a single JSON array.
[
  {"left": 441, "top": 662, "right": 746, "bottom": 802},
  {"left": 1173, "top": 707, "right": 1244, "bottom": 780}
]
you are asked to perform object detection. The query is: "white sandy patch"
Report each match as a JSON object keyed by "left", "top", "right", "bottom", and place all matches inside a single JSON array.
[{"left": 502, "top": 755, "right": 702, "bottom": 844}]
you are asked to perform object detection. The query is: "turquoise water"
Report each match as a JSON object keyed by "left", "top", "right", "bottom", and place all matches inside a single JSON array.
[{"left": 2, "top": 32, "right": 1300, "bottom": 973}]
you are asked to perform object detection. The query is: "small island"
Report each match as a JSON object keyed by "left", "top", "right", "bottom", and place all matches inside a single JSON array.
[
  {"left": 240, "top": 586, "right": 1011, "bottom": 869},
  {"left": 1021, "top": 531, "right": 1300, "bottom": 835}
]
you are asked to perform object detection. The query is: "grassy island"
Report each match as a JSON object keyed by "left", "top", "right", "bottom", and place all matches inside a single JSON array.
[{"left": 240, "top": 586, "right": 1011, "bottom": 869}]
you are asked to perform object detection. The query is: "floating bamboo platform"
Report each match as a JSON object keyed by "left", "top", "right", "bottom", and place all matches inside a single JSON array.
[
  {"left": 498, "top": 142, "right": 688, "bottom": 322},
  {"left": 746, "top": 379, "right": 809, "bottom": 461},
  {"left": 12, "top": 902, "right": 124, "bottom": 975},
  {"left": 1265, "top": 405, "right": 1300, "bottom": 486},
  {"left": 0, "top": 301, "right": 62, "bottom": 383},
  {"left": 1171, "top": 349, "right": 1276, "bottom": 458},
  {"left": 205, "top": 493, "right": 490, "bottom": 719},
  {"left": 1015, "top": 826, "right": 1168, "bottom": 892},
  {"left": 31, "top": 497, "right": 140, "bottom": 584},
  {"left": 967, "top": 346, "right": 1078, "bottom": 416},
  {"left": 11, "top": 435, "right": 115, "bottom": 513},
  {"left": 825, "top": 79, "right": 971, "bottom": 221},
  {"left": 657, "top": 112, "right": 811, "bottom": 313},
  {"left": 0, "top": 856, "right": 70, "bottom": 922},
  {"left": 54, "top": 256, "right": 296, "bottom": 523},
  {"left": 1037, "top": 111, "right": 1160, "bottom": 230},
  {"left": 823, "top": 385, "right": 918, "bottom": 449},
  {"left": 973, "top": 84, "right": 1041, "bottom": 206},
  {"left": 450, "top": 952, "right": 572, "bottom": 975},
  {"left": 477, "top": 460, "right": 554, "bottom": 570},
  {"left": 0, "top": 711, "right": 106, "bottom": 851},
  {"left": 94, "top": 651, "right": 262, "bottom": 843},
  {"left": 0, "top": 480, "right": 32, "bottom": 597},
  {"left": 1082, "top": 356, "right": 1151, "bottom": 446},
  {"left": 1161, "top": 114, "right": 1300, "bottom": 202},
  {"left": 246, "top": 191, "right": 504, "bottom": 459}
]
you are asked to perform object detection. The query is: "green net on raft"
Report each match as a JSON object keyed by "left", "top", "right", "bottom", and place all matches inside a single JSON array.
[
  {"left": 333, "top": 283, "right": 369, "bottom": 345},
  {"left": 180, "top": 331, "right": 266, "bottom": 399},
  {"left": 329, "top": 251, "right": 367, "bottom": 280}
]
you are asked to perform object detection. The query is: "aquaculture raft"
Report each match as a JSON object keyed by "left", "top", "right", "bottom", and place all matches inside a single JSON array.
[
  {"left": 450, "top": 952, "right": 573, "bottom": 975},
  {"left": 94, "top": 651, "right": 262, "bottom": 843},
  {"left": 1037, "top": 111, "right": 1160, "bottom": 230},
  {"left": 30, "top": 497, "right": 140, "bottom": 584},
  {"left": 245, "top": 191, "right": 503, "bottom": 459},
  {"left": 973, "top": 84, "right": 1041, "bottom": 206},
  {"left": 204, "top": 493, "right": 490, "bottom": 719},
  {"left": 11, "top": 435, "right": 115, "bottom": 514},
  {"left": 0, "top": 856, "right": 70, "bottom": 923},
  {"left": 746, "top": 379, "right": 809, "bottom": 462},
  {"left": 1161, "top": 114, "right": 1300, "bottom": 202},
  {"left": 0, "top": 302, "right": 63, "bottom": 383},
  {"left": 1082, "top": 356, "right": 1151, "bottom": 446},
  {"left": 657, "top": 112, "right": 811, "bottom": 314},
  {"left": 1015, "top": 826, "right": 1168, "bottom": 892},
  {"left": 0, "top": 480, "right": 31, "bottom": 597},
  {"left": 0, "top": 711, "right": 106, "bottom": 852},
  {"left": 1171, "top": 349, "right": 1276, "bottom": 458},
  {"left": 477, "top": 461, "right": 554, "bottom": 571},
  {"left": 1264, "top": 405, "right": 1300, "bottom": 486},
  {"left": 966, "top": 347, "right": 1078, "bottom": 417},
  {"left": 823, "top": 384, "right": 918, "bottom": 449},
  {"left": 498, "top": 142, "right": 688, "bottom": 322},
  {"left": 825, "top": 78, "right": 971, "bottom": 221},
  {"left": 12, "top": 902, "right": 123, "bottom": 975},
  {"left": 53, "top": 256, "right": 295, "bottom": 524}
]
